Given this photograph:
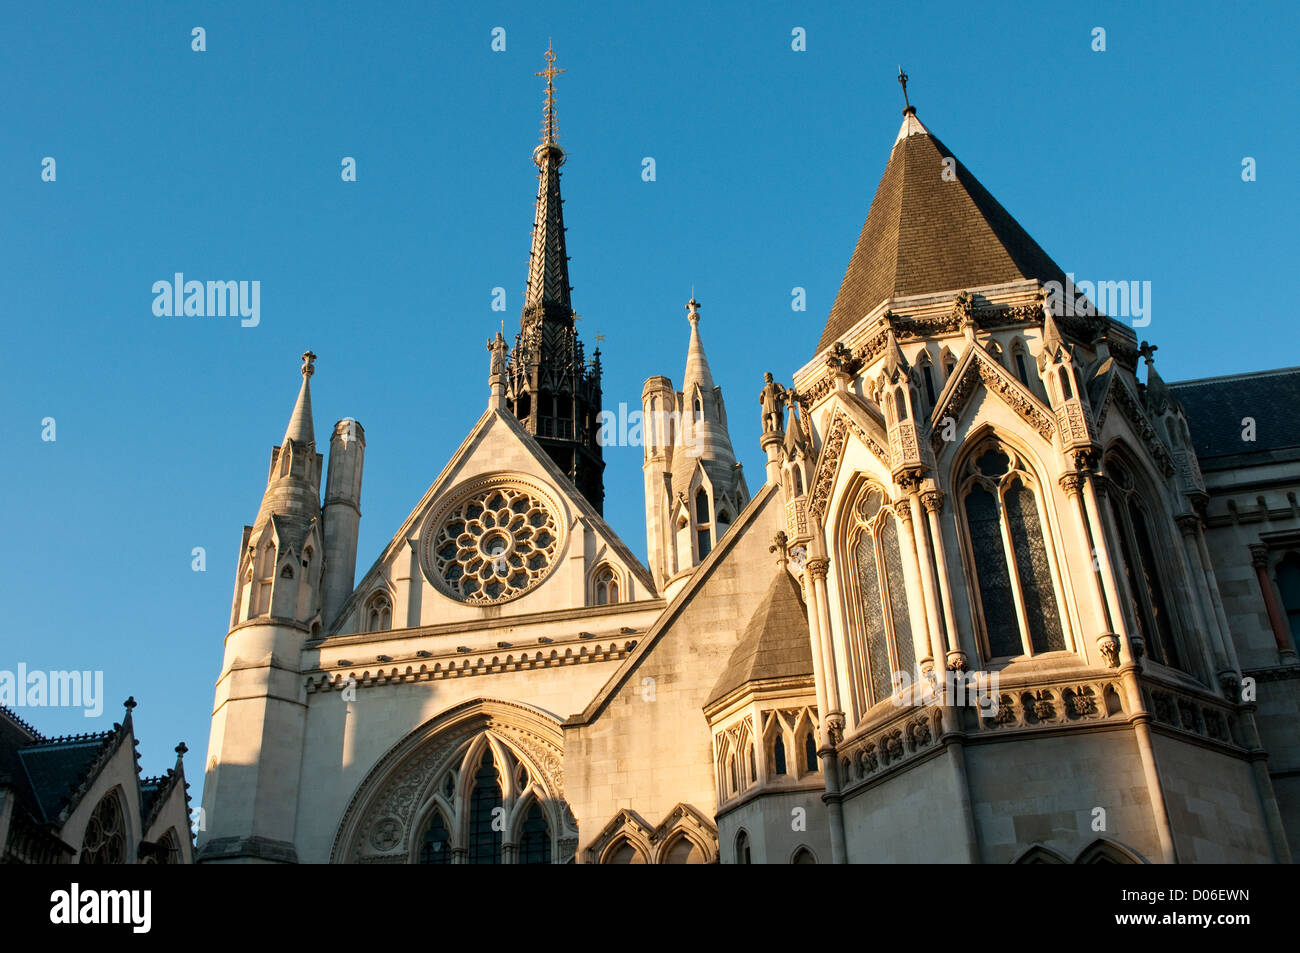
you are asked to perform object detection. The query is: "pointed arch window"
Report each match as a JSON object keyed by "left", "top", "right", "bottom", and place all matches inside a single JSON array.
[
  {"left": 1276, "top": 553, "right": 1300, "bottom": 649},
  {"left": 1013, "top": 343, "right": 1031, "bottom": 387},
  {"left": 366, "top": 590, "right": 392, "bottom": 632},
  {"left": 735, "top": 830, "right": 751, "bottom": 864},
  {"left": 696, "top": 488, "right": 713, "bottom": 560},
  {"left": 467, "top": 750, "right": 503, "bottom": 864},
  {"left": 846, "top": 484, "right": 916, "bottom": 708},
  {"left": 804, "top": 731, "right": 818, "bottom": 773},
  {"left": 773, "top": 734, "right": 787, "bottom": 776},
  {"left": 958, "top": 441, "right": 1067, "bottom": 659},
  {"left": 517, "top": 802, "right": 552, "bottom": 864},
  {"left": 80, "top": 790, "right": 126, "bottom": 864},
  {"left": 593, "top": 565, "right": 620, "bottom": 606},
  {"left": 254, "top": 539, "right": 275, "bottom": 616},
  {"left": 417, "top": 810, "right": 452, "bottom": 864},
  {"left": 791, "top": 847, "right": 817, "bottom": 864},
  {"left": 1104, "top": 457, "right": 1184, "bottom": 671}
]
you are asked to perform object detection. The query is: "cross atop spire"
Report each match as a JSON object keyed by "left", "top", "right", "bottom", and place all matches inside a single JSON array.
[
  {"left": 301, "top": 350, "right": 317, "bottom": 377},
  {"left": 536, "top": 43, "right": 565, "bottom": 148},
  {"left": 897, "top": 65, "right": 914, "bottom": 116}
]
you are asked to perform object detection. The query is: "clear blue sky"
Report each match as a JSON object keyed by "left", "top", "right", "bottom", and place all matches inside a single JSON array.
[{"left": 2, "top": 1, "right": 1296, "bottom": 808}]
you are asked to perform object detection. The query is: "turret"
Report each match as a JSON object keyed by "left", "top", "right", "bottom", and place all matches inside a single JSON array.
[
  {"left": 322, "top": 417, "right": 366, "bottom": 629},
  {"left": 201, "top": 351, "right": 322, "bottom": 863},
  {"left": 1038, "top": 306, "right": 1099, "bottom": 469},
  {"left": 1141, "top": 342, "right": 1205, "bottom": 505},
  {"left": 657, "top": 297, "right": 749, "bottom": 594},
  {"left": 641, "top": 374, "right": 677, "bottom": 590},
  {"left": 877, "top": 328, "right": 927, "bottom": 483}
]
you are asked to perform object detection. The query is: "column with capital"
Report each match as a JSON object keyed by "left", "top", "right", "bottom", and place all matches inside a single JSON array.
[
  {"left": 1059, "top": 471, "right": 1121, "bottom": 668},
  {"left": 920, "top": 486, "right": 966, "bottom": 671},
  {"left": 1250, "top": 544, "right": 1299, "bottom": 663}
]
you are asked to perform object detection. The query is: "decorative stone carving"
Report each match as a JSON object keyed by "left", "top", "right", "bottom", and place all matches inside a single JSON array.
[
  {"left": 420, "top": 477, "right": 567, "bottom": 605},
  {"left": 945, "top": 650, "right": 969, "bottom": 673},
  {"left": 760, "top": 372, "right": 788, "bottom": 435},
  {"left": 805, "top": 556, "right": 830, "bottom": 581},
  {"left": 920, "top": 489, "right": 945, "bottom": 514},
  {"left": 1058, "top": 472, "right": 1085, "bottom": 498},
  {"left": 1097, "top": 634, "right": 1120, "bottom": 668}
]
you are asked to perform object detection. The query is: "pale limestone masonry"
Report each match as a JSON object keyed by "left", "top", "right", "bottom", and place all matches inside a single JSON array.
[{"left": 196, "top": 68, "right": 1299, "bottom": 864}]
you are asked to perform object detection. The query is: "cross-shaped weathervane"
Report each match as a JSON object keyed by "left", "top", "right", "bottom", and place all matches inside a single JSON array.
[{"left": 897, "top": 66, "right": 911, "bottom": 110}]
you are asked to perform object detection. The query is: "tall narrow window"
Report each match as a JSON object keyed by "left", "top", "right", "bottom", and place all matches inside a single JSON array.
[
  {"left": 418, "top": 811, "right": 452, "bottom": 864},
  {"left": 848, "top": 484, "right": 916, "bottom": 708},
  {"left": 366, "top": 591, "right": 392, "bottom": 632},
  {"left": 1058, "top": 367, "right": 1073, "bottom": 400},
  {"left": 517, "top": 802, "right": 551, "bottom": 864},
  {"left": 467, "top": 750, "right": 503, "bottom": 864},
  {"left": 696, "top": 488, "right": 712, "bottom": 559},
  {"left": 593, "top": 565, "right": 619, "bottom": 606},
  {"left": 773, "top": 734, "right": 787, "bottom": 776},
  {"left": 804, "top": 731, "right": 818, "bottom": 773},
  {"left": 1104, "top": 458, "right": 1184, "bottom": 671},
  {"left": 1014, "top": 348, "right": 1031, "bottom": 387},
  {"left": 922, "top": 365, "right": 937, "bottom": 408},
  {"left": 1276, "top": 554, "right": 1300, "bottom": 649},
  {"left": 736, "top": 830, "right": 751, "bottom": 864},
  {"left": 959, "top": 441, "right": 1066, "bottom": 659}
]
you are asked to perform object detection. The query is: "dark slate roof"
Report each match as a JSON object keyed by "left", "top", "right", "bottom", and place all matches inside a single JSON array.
[
  {"left": 706, "top": 570, "right": 812, "bottom": 707},
  {"left": 1170, "top": 367, "right": 1300, "bottom": 471},
  {"left": 818, "top": 111, "right": 1066, "bottom": 353},
  {"left": 19, "top": 734, "right": 117, "bottom": 823}
]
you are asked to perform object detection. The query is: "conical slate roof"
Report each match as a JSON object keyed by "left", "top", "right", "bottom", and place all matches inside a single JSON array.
[
  {"left": 818, "top": 109, "right": 1066, "bottom": 352},
  {"left": 706, "top": 570, "right": 812, "bottom": 707}
]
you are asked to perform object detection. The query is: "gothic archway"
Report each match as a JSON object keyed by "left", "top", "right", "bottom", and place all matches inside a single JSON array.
[{"left": 331, "top": 698, "right": 578, "bottom": 863}]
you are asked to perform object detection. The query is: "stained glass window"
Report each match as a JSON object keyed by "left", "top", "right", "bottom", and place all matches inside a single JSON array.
[
  {"left": 961, "top": 442, "right": 1068, "bottom": 660},
  {"left": 855, "top": 527, "right": 892, "bottom": 704},
  {"left": 965, "top": 484, "right": 1020, "bottom": 658},
  {"left": 1005, "top": 480, "right": 1065, "bottom": 652},
  {"left": 517, "top": 802, "right": 551, "bottom": 864},
  {"left": 467, "top": 750, "right": 502, "bottom": 864},
  {"left": 852, "top": 486, "right": 915, "bottom": 708},
  {"left": 418, "top": 811, "right": 452, "bottom": 864},
  {"left": 880, "top": 516, "right": 916, "bottom": 678}
]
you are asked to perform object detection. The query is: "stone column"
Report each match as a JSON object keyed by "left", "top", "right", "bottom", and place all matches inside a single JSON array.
[
  {"left": 921, "top": 488, "right": 966, "bottom": 671},
  {"left": 1194, "top": 527, "right": 1242, "bottom": 672},
  {"left": 805, "top": 556, "right": 842, "bottom": 721},
  {"left": 1177, "top": 514, "right": 1231, "bottom": 673},
  {"left": 799, "top": 567, "right": 831, "bottom": 726},
  {"left": 1083, "top": 475, "right": 1137, "bottom": 664},
  {"left": 895, "top": 498, "right": 938, "bottom": 672},
  {"left": 1060, "top": 472, "right": 1120, "bottom": 668},
  {"left": 1251, "top": 544, "right": 1299, "bottom": 663}
]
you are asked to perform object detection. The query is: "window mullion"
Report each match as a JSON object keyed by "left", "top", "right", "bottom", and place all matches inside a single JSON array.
[{"left": 997, "top": 479, "right": 1034, "bottom": 657}]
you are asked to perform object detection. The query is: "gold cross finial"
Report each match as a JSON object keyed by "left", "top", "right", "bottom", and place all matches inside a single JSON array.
[{"left": 536, "top": 44, "right": 565, "bottom": 145}]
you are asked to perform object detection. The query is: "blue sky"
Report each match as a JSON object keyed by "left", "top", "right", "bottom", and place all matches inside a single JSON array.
[{"left": 2, "top": 1, "right": 1296, "bottom": 809}]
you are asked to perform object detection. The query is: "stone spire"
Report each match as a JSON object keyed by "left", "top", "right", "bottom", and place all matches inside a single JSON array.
[
  {"left": 282, "top": 351, "right": 316, "bottom": 447},
  {"left": 255, "top": 353, "right": 323, "bottom": 527},
  {"left": 672, "top": 297, "right": 742, "bottom": 500},
  {"left": 506, "top": 47, "right": 604, "bottom": 513},
  {"left": 524, "top": 44, "right": 572, "bottom": 321}
]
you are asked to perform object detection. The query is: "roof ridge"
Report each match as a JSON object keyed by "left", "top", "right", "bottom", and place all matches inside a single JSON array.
[
  {"left": 0, "top": 705, "right": 45, "bottom": 741},
  {"left": 1170, "top": 366, "right": 1300, "bottom": 387}
]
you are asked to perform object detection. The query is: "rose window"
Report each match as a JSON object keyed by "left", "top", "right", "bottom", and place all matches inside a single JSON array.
[{"left": 429, "top": 485, "right": 561, "bottom": 603}]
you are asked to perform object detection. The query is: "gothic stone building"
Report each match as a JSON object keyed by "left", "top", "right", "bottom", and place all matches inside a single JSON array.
[
  {"left": 196, "top": 64, "right": 1300, "bottom": 864},
  {"left": 0, "top": 700, "right": 194, "bottom": 864}
]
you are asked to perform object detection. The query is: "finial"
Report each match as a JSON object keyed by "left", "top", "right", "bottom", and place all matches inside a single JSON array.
[
  {"left": 536, "top": 44, "right": 565, "bottom": 147},
  {"left": 175, "top": 742, "right": 188, "bottom": 758},
  {"left": 897, "top": 65, "right": 914, "bottom": 116},
  {"left": 301, "top": 350, "right": 317, "bottom": 378},
  {"left": 1138, "top": 340, "right": 1158, "bottom": 366},
  {"left": 686, "top": 296, "right": 701, "bottom": 326}
]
